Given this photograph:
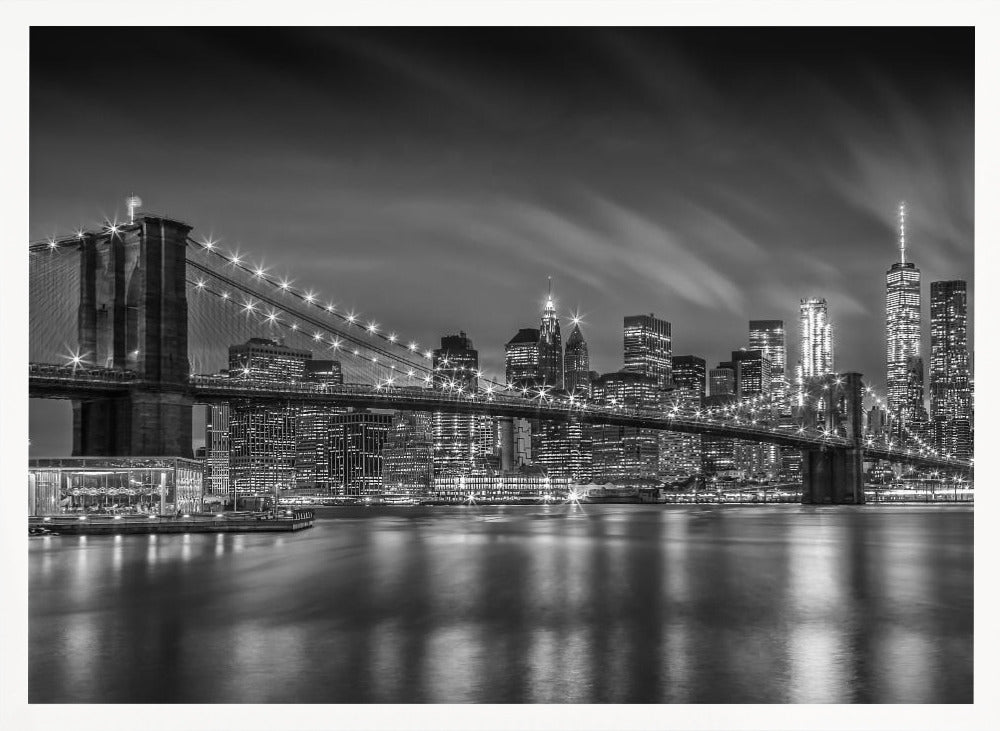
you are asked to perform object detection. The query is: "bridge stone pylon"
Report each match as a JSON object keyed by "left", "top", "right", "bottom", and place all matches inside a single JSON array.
[
  {"left": 73, "top": 216, "right": 194, "bottom": 457},
  {"left": 800, "top": 371, "right": 865, "bottom": 505}
]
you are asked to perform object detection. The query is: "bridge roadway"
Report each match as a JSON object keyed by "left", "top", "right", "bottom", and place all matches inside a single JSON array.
[{"left": 28, "top": 364, "right": 970, "bottom": 471}]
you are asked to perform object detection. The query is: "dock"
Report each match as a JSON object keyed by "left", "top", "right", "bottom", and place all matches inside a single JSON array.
[{"left": 29, "top": 509, "right": 315, "bottom": 535}]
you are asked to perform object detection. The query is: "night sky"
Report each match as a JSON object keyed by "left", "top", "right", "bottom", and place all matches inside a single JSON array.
[{"left": 29, "top": 28, "right": 973, "bottom": 455}]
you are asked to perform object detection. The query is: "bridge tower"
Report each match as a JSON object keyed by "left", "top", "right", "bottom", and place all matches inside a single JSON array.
[
  {"left": 801, "top": 372, "right": 865, "bottom": 504},
  {"left": 73, "top": 216, "right": 194, "bottom": 457}
]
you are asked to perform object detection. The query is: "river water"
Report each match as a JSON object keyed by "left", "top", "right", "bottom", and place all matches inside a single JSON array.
[{"left": 29, "top": 504, "right": 972, "bottom": 703}]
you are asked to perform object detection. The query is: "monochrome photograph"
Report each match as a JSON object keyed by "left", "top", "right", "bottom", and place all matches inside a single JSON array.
[{"left": 2, "top": 6, "right": 992, "bottom": 731}]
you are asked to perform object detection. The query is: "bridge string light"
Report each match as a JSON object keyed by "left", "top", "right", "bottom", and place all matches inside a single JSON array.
[{"left": 185, "top": 235, "right": 528, "bottom": 394}]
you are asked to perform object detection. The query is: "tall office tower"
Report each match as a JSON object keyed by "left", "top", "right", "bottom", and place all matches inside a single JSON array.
[
  {"left": 799, "top": 298, "right": 834, "bottom": 379},
  {"left": 702, "top": 393, "right": 738, "bottom": 477},
  {"left": 623, "top": 313, "right": 672, "bottom": 388},
  {"left": 533, "top": 418, "right": 592, "bottom": 483},
  {"left": 749, "top": 320, "right": 787, "bottom": 412},
  {"left": 886, "top": 202, "right": 922, "bottom": 426},
  {"left": 537, "top": 279, "right": 564, "bottom": 389},
  {"left": 227, "top": 338, "right": 311, "bottom": 498},
  {"left": 204, "top": 401, "right": 230, "bottom": 497},
  {"left": 294, "top": 360, "right": 345, "bottom": 492},
  {"left": 731, "top": 349, "right": 772, "bottom": 401},
  {"left": 505, "top": 327, "right": 541, "bottom": 388},
  {"left": 563, "top": 323, "right": 591, "bottom": 395},
  {"left": 591, "top": 371, "right": 660, "bottom": 482},
  {"left": 661, "top": 355, "right": 706, "bottom": 480},
  {"left": 929, "top": 280, "right": 972, "bottom": 458},
  {"left": 329, "top": 410, "right": 392, "bottom": 497},
  {"left": 671, "top": 355, "right": 707, "bottom": 396},
  {"left": 382, "top": 411, "right": 434, "bottom": 499},
  {"left": 432, "top": 332, "right": 491, "bottom": 475},
  {"left": 709, "top": 366, "right": 736, "bottom": 397}
]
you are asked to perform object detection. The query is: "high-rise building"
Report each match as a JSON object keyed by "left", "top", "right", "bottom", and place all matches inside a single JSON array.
[
  {"left": 382, "top": 411, "right": 434, "bottom": 499},
  {"left": 709, "top": 366, "right": 736, "bottom": 397},
  {"left": 662, "top": 355, "right": 706, "bottom": 480},
  {"left": 538, "top": 280, "right": 563, "bottom": 389},
  {"left": 731, "top": 349, "right": 772, "bottom": 401},
  {"left": 228, "top": 338, "right": 311, "bottom": 497},
  {"left": 799, "top": 298, "right": 833, "bottom": 380},
  {"left": 204, "top": 401, "right": 230, "bottom": 497},
  {"left": 749, "top": 320, "right": 787, "bottom": 412},
  {"left": 929, "top": 280, "right": 972, "bottom": 459},
  {"left": 432, "top": 332, "right": 492, "bottom": 475},
  {"left": 294, "top": 360, "right": 345, "bottom": 492},
  {"left": 591, "top": 371, "right": 659, "bottom": 482},
  {"left": 329, "top": 410, "right": 392, "bottom": 496},
  {"left": 505, "top": 327, "right": 540, "bottom": 388},
  {"left": 533, "top": 418, "right": 592, "bottom": 483},
  {"left": 886, "top": 202, "right": 922, "bottom": 427},
  {"left": 671, "top": 355, "right": 706, "bottom": 396},
  {"left": 623, "top": 314, "right": 672, "bottom": 388},
  {"left": 563, "top": 323, "right": 591, "bottom": 395}
]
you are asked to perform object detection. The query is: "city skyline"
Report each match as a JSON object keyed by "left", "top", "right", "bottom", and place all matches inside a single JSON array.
[{"left": 29, "top": 28, "right": 973, "bottom": 406}]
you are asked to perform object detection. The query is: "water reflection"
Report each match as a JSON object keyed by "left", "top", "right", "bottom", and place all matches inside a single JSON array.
[{"left": 29, "top": 505, "right": 972, "bottom": 703}]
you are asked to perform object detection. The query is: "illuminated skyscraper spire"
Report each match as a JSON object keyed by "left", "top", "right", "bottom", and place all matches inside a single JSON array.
[
  {"left": 898, "top": 200, "right": 907, "bottom": 264},
  {"left": 538, "top": 277, "right": 563, "bottom": 389},
  {"left": 886, "top": 201, "right": 923, "bottom": 434}
]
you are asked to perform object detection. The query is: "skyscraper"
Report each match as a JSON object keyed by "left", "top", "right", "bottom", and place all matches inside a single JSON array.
[
  {"left": 731, "top": 349, "right": 772, "bottom": 400},
  {"left": 382, "top": 411, "right": 434, "bottom": 499},
  {"left": 930, "top": 280, "right": 972, "bottom": 458},
  {"left": 749, "top": 320, "right": 787, "bottom": 412},
  {"left": 590, "top": 371, "right": 660, "bottom": 482},
  {"left": 204, "top": 401, "right": 230, "bottom": 498},
  {"left": 505, "top": 327, "right": 541, "bottom": 388},
  {"left": 227, "top": 338, "right": 311, "bottom": 498},
  {"left": 886, "top": 202, "right": 922, "bottom": 426},
  {"left": 671, "top": 355, "right": 706, "bottom": 396},
  {"left": 563, "top": 322, "right": 591, "bottom": 395},
  {"left": 623, "top": 313, "right": 672, "bottom": 388},
  {"left": 662, "top": 355, "right": 706, "bottom": 480},
  {"left": 294, "top": 359, "right": 344, "bottom": 492},
  {"left": 329, "top": 410, "right": 392, "bottom": 496},
  {"left": 799, "top": 298, "right": 833, "bottom": 380},
  {"left": 537, "top": 279, "right": 563, "bottom": 389},
  {"left": 432, "top": 332, "right": 493, "bottom": 475},
  {"left": 709, "top": 366, "right": 736, "bottom": 397}
]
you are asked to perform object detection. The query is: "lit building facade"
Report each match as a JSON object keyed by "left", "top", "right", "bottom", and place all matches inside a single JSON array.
[
  {"left": 381, "top": 411, "right": 434, "bottom": 499},
  {"left": 430, "top": 469, "right": 570, "bottom": 502},
  {"left": 709, "top": 367, "right": 736, "bottom": 397},
  {"left": 294, "top": 359, "right": 345, "bottom": 492},
  {"left": 886, "top": 203, "right": 923, "bottom": 426},
  {"left": 538, "top": 281, "right": 563, "bottom": 389},
  {"left": 505, "top": 327, "right": 540, "bottom": 388},
  {"left": 799, "top": 298, "right": 833, "bottom": 380},
  {"left": 623, "top": 313, "right": 672, "bottom": 388},
  {"left": 929, "top": 280, "right": 972, "bottom": 458},
  {"left": 671, "top": 355, "right": 706, "bottom": 396},
  {"left": 204, "top": 401, "right": 230, "bottom": 497},
  {"left": 591, "top": 371, "right": 659, "bottom": 483},
  {"left": 731, "top": 349, "right": 772, "bottom": 401},
  {"left": 661, "top": 355, "right": 706, "bottom": 480},
  {"left": 749, "top": 320, "right": 788, "bottom": 413},
  {"left": 563, "top": 323, "right": 591, "bottom": 395},
  {"left": 228, "top": 338, "right": 311, "bottom": 497},
  {"left": 329, "top": 410, "right": 392, "bottom": 496},
  {"left": 432, "top": 332, "right": 493, "bottom": 475}
]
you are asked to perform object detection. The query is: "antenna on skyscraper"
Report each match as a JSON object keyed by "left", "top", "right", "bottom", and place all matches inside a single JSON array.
[{"left": 898, "top": 200, "right": 907, "bottom": 264}]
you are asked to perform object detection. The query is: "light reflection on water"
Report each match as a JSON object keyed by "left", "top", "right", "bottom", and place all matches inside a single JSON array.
[{"left": 29, "top": 504, "right": 972, "bottom": 703}]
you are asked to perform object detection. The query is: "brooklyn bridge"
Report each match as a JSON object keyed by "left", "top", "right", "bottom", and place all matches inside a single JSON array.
[{"left": 28, "top": 214, "right": 971, "bottom": 505}]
